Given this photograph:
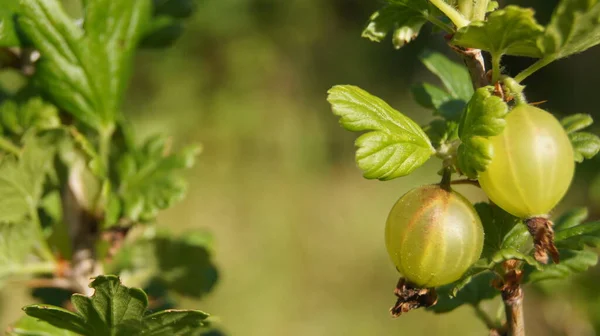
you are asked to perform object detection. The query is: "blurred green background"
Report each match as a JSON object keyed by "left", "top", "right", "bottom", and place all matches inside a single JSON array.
[{"left": 2, "top": 0, "right": 600, "bottom": 335}]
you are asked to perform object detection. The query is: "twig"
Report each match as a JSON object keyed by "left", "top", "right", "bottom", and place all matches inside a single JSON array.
[
  {"left": 450, "top": 45, "right": 488, "bottom": 89},
  {"left": 503, "top": 286, "right": 525, "bottom": 336}
]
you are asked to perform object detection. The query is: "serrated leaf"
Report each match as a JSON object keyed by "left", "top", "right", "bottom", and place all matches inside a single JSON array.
[
  {"left": 456, "top": 87, "right": 509, "bottom": 178},
  {"left": 117, "top": 136, "right": 201, "bottom": 222},
  {"left": 501, "top": 223, "right": 531, "bottom": 251},
  {"left": 109, "top": 230, "right": 218, "bottom": 299},
  {"left": 0, "top": 137, "right": 55, "bottom": 222},
  {"left": 570, "top": 132, "right": 600, "bottom": 162},
  {"left": 554, "top": 207, "right": 588, "bottom": 231},
  {"left": 540, "top": 0, "right": 600, "bottom": 60},
  {"left": 8, "top": 315, "right": 77, "bottom": 336},
  {"left": 452, "top": 6, "right": 544, "bottom": 58},
  {"left": 411, "top": 83, "right": 466, "bottom": 121},
  {"left": 23, "top": 275, "right": 210, "bottom": 335},
  {"left": 0, "top": 98, "right": 60, "bottom": 136},
  {"left": 428, "top": 271, "right": 498, "bottom": 313},
  {"left": 327, "top": 85, "right": 434, "bottom": 180},
  {"left": 362, "top": 4, "right": 427, "bottom": 49},
  {"left": 418, "top": 50, "right": 474, "bottom": 102},
  {"left": 475, "top": 202, "right": 522, "bottom": 259},
  {"left": 18, "top": 0, "right": 152, "bottom": 130},
  {"left": 555, "top": 221, "right": 600, "bottom": 250},
  {"left": 490, "top": 248, "right": 541, "bottom": 269},
  {"left": 525, "top": 249, "right": 598, "bottom": 283},
  {"left": 561, "top": 114, "right": 594, "bottom": 134}
]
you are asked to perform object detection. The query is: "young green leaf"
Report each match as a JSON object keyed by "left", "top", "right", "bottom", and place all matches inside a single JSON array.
[
  {"left": 0, "top": 0, "right": 21, "bottom": 46},
  {"left": 117, "top": 136, "right": 201, "bottom": 223},
  {"left": 525, "top": 249, "right": 598, "bottom": 283},
  {"left": 0, "top": 137, "right": 55, "bottom": 222},
  {"left": 540, "top": 0, "right": 600, "bottom": 60},
  {"left": 0, "top": 98, "right": 60, "bottom": 136},
  {"left": 327, "top": 85, "right": 435, "bottom": 180},
  {"left": 428, "top": 271, "right": 498, "bottom": 313},
  {"left": 418, "top": 50, "right": 474, "bottom": 102},
  {"left": 362, "top": 4, "right": 427, "bottom": 49},
  {"left": 108, "top": 230, "right": 218, "bottom": 298},
  {"left": 18, "top": 0, "right": 152, "bottom": 131},
  {"left": 23, "top": 275, "right": 210, "bottom": 335},
  {"left": 561, "top": 114, "right": 594, "bottom": 134},
  {"left": 457, "top": 86, "right": 509, "bottom": 178},
  {"left": 569, "top": 132, "right": 600, "bottom": 162},
  {"left": 8, "top": 316, "right": 78, "bottom": 336},
  {"left": 452, "top": 6, "right": 544, "bottom": 58}
]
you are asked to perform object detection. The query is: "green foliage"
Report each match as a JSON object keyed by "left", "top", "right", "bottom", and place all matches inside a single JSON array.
[
  {"left": 0, "top": 0, "right": 21, "bottom": 47},
  {"left": 109, "top": 229, "right": 218, "bottom": 299},
  {"left": 452, "top": 6, "right": 544, "bottom": 58},
  {"left": 561, "top": 114, "right": 600, "bottom": 162},
  {"left": 540, "top": 0, "right": 600, "bottom": 61},
  {"left": 457, "top": 87, "right": 509, "bottom": 178},
  {"left": 18, "top": 0, "right": 151, "bottom": 131},
  {"left": 327, "top": 85, "right": 435, "bottom": 180},
  {"left": 0, "top": 98, "right": 60, "bottom": 136},
  {"left": 525, "top": 249, "right": 598, "bottom": 283},
  {"left": 429, "top": 271, "right": 497, "bottom": 313},
  {"left": 475, "top": 202, "right": 524, "bottom": 259},
  {"left": 142, "top": 0, "right": 197, "bottom": 48},
  {"left": 22, "top": 275, "right": 210, "bottom": 335},
  {"left": 8, "top": 315, "right": 77, "bottom": 336},
  {"left": 116, "top": 135, "right": 201, "bottom": 223},
  {"left": 418, "top": 50, "right": 473, "bottom": 102},
  {"left": 362, "top": 3, "right": 427, "bottom": 49},
  {"left": 0, "top": 220, "right": 48, "bottom": 282}
]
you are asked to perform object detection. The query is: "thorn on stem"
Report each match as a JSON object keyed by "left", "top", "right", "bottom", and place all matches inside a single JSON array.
[{"left": 390, "top": 278, "right": 438, "bottom": 317}]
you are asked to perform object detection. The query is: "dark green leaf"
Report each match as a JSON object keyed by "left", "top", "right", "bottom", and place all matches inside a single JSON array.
[
  {"left": 18, "top": 0, "right": 152, "bottom": 130},
  {"left": 424, "top": 119, "right": 458, "bottom": 148},
  {"left": 561, "top": 114, "right": 594, "bottom": 134},
  {"left": 117, "top": 136, "right": 201, "bottom": 222},
  {"left": 23, "top": 275, "right": 210, "bottom": 335},
  {"left": 141, "top": 17, "right": 183, "bottom": 49},
  {"left": 555, "top": 221, "right": 600, "bottom": 250},
  {"left": 0, "top": 0, "right": 21, "bottom": 46},
  {"left": 525, "top": 249, "right": 598, "bottom": 283},
  {"left": 457, "top": 86, "right": 509, "bottom": 178},
  {"left": 554, "top": 207, "right": 588, "bottom": 231},
  {"left": 152, "top": 0, "right": 196, "bottom": 19},
  {"left": 8, "top": 315, "right": 77, "bottom": 336},
  {"left": 428, "top": 271, "right": 498, "bottom": 313},
  {"left": 540, "top": 0, "right": 600, "bottom": 60},
  {"left": 109, "top": 230, "right": 218, "bottom": 298},
  {"left": 452, "top": 6, "right": 544, "bottom": 58},
  {"left": 501, "top": 223, "right": 531, "bottom": 251},
  {"left": 411, "top": 83, "right": 466, "bottom": 121},
  {"left": 418, "top": 50, "right": 473, "bottom": 102},
  {"left": 362, "top": 4, "right": 427, "bottom": 49},
  {"left": 569, "top": 132, "right": 600, "bottom": 162},
  {"left": 475, "top": 202, "right": 522, "bottom": 259},
  {"left": 327, "top": 85, "right": 435, "bottom": 180}
]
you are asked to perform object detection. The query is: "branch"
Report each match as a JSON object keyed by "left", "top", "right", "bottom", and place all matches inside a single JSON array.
[
  {"left": 450, "top": 45, "right": 489, "bottom": 89},
  {"left": 503, "top": 286, "right": 525, "bottom": 336}
]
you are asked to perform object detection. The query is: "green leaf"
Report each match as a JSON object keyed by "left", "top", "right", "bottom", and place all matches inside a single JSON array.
[
  {"left": 475, "top": 202, "right": 522, "bottom": 259},
  {"left": 327, "top": 85, "right": 435, "bottom": 180},
  {"left": 0, "top": 98, "right": 60, "bottom": 136},
  {"left": 152, "top": 0, "right": 196, "bottom": 18},
  {"left": 23, "top": 275, "right": 210, "bottom": 335},
  {"left": 0, "top": 137, "right": 55, "bottom": 222},
  {"left": 429, "top": 271, "right": 498, "bottom": 313},
  {"left": 569, "top": 132, "right": 600, "bottom": 162},
  {"left": 561, "top": 114, "right": 594, "bottom": 134},
  {"left": 554, "top": 207, "right": 588, "bottom": 231},
  {"left": 8, "top": 315, "right": 77, "bottom": 336},
  {"left": 117, "top": 136, "right": 201, "bottom": 222},
  {"left": 0, "top": 0, "right": 21, "bottom": 46},
  {"left": 141, "top": 17, "right": 183, "bottom": 49},
  {"left": 501, "top": 223, "right": 531, "bottom": 251},
  {"left": 109, "top": 230, "right": 218, "bottom": 298},
  {"left": 540, "top": 0, "right": 600, "bottom": 60},
  {"left": 362, "top": 4, "right": 427, "bottom": 49},
  {"left": 525, "top": 249, "right": 598, "bottom": 283},
  {"left": 456, "top": 86, "right": 509, "bottom": 178},
  {"left": 555, "top": 221, "right": 600, "bottom": 250},
  {"left": 18, "top": 0, "right": 152, "bottom": 130},
  {"left": 452, "top": 6, "right": 544, "bottom": 58},
  {"left": 424, "top": 119, "right": 458, "bottom": 148},
  {"left": 411, "top": 83, "right": 466, "bottom": 121},
  {"left": 418, "top": 50, "right": 474, "bottom": 102},
  {"left": 0, "top": 220, "right": 50, "bottom": 281}
]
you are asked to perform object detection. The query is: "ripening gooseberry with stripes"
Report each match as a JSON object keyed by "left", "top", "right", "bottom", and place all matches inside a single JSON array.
[{"left": 385, "top": 185, "right": 484, "bottom": 288}]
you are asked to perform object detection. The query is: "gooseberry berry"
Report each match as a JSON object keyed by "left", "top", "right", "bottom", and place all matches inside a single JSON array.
[
  {"left": 479, "top": 104, "right": 574, "bottom": 218},
  {"left": 385, "top": 185, "right": 484, "bottom": 288}
]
